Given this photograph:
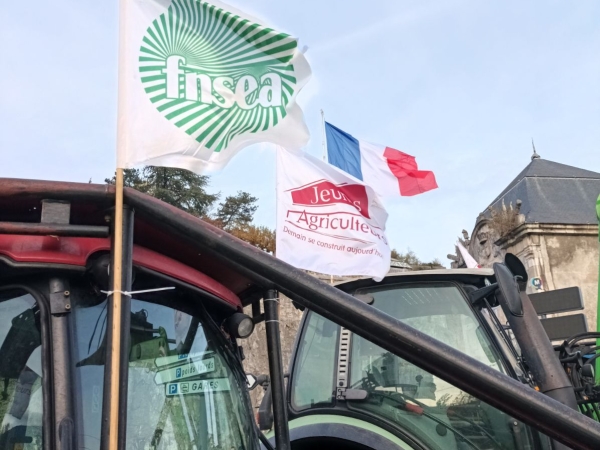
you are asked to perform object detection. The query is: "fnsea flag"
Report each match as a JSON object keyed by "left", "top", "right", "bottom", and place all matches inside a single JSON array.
[
  {"left": 276, "top": 148, "right": 391, "bottom": 281},
  {"left": 117, "top": 0, "right": 311, "bottom": 172},
  {"left": 325, "top": 122, "right": 438, "bottom": 198}
]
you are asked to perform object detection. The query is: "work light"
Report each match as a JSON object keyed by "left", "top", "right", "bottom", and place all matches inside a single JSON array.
[{"left": 227, "top": 313, "right": 255, "bottom": 339}]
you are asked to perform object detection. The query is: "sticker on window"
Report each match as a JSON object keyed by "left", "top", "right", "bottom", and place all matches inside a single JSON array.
[
  {"left": 166, "top": 378, "right": 231, "bottom": 396},
  {"left": 154, "top": 357, "right": 215, "bottom": 384},
  {"left": 154, "top": 351, "right": 213, "bottom": 368}
]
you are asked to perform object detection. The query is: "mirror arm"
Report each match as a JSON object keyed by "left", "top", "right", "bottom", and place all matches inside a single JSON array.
[{"left": 469, "top": 283, "right": 498, "bottom": 305}]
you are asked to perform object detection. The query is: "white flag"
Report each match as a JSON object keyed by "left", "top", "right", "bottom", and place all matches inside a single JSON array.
[
  {"left": 117, "top": 0, "right": 311, "bottom": 172},
  {"left": 276, "top": 149, "right": 391, "bottom": 281},
  {"left": 456, "top": 240, "right": 481, "bottom": 269}
]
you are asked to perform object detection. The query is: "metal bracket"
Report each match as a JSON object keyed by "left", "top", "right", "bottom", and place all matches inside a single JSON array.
[
  {"left": 252, "top": 299, "right": 265, "bottom": 324},
  {"left": 337, "top": 388, "right": 368, "bottom": 401},
  {"left": 336, "top": 327, "right": 352, "bottom": 400},
  {"left": 49, "top": 278, "right": 71, "bottom": 315}
]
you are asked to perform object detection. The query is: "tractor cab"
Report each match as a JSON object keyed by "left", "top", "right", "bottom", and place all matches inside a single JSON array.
[
  {"left": 273, "top": 269, "right": 569, "bottom": 450},
  {"left": 0, "top": 179, "right": 261, "bottom": 450}
]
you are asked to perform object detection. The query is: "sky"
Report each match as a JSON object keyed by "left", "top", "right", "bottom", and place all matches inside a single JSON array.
[{"left": 1, "top": 0, "right": 599, "bottom": 265}]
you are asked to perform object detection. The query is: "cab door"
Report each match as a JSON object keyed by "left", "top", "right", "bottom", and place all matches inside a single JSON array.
[{"left": 0, "top": 286, "right": 52, "bottom": 450}]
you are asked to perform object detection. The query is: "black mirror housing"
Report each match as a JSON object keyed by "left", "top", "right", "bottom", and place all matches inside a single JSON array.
[
  {"left": 493, "top": 262, "right": 523, "bottom": 317},
  {"left": 505, "top": 253, "right": 528, "bottom": 290}
]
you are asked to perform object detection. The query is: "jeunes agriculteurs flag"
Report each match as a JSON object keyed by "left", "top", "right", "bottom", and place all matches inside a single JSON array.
[
  {"left": 277, "top": 148, "right": 391, "bottom": 281},
  {"left": 117, "top": 0, "right": 311, "bottom": 172}
]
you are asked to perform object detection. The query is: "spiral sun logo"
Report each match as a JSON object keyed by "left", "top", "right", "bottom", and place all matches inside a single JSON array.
[{"left": 138, "top": 0, "right": 298, "bottom": 152}]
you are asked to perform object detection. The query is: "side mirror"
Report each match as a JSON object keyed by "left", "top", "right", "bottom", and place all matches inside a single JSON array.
[
  {"left": 493, "top": 262, "right": 523, "bottom": 317},
  {"left": 505, "top": 253, "right": 528, "bottom": 289},
  {"left": 246, "top": 373, "right": 269, "bottom": 391},
  {"left": 246, "top": 373, "right": 258, "bottom": 390},
  {"left": 258, "top": 386, "right": 274, "bottom": 431}
]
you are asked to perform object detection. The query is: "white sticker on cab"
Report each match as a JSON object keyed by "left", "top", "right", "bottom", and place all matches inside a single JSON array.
[
  {"left": 166, "top": 378, "right": 231, "bottom": 396},
  {"left": 154, "top": 357, "right": 215, "bottom": 384},
  {"left": 154, "top": 351, "right": 212, "bottom": 368}
]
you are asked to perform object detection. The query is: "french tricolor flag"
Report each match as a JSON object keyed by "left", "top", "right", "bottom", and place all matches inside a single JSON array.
[{"left": 325, "top": 122, "right": 438, "bottom": 198}]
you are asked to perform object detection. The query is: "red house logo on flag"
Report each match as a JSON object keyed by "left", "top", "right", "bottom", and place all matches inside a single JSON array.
[{"left": 288, "top": 180, "right": 371, "bottom": 219}]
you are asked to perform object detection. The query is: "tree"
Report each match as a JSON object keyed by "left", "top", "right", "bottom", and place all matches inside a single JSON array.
[
  {"left": 214, "top": 191, "right": 258, "bottom": 231},
  {"left": 391, "top": 248, "right": 420, "bottom": 266},
  {"left": 230, "top": 225, "right": 275, "bottom": 254},
  {"left": 105, "top": 167, "right": 275, "bottom": 253},
  {"left": 391, "top": 248, "right": 444, "bottom": 270},
  {"left": 105, "top": 167, "right": 218, "bottom": 218}
]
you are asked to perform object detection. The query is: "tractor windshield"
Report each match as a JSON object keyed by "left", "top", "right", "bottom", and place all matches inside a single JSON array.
[
  {"left": 350, "top": 283, "right": 506, "bottom": 395},
  {"left": 292, "top": 282, "right": 542, "bottom": 450},
  {"left": 71, "top": 284, "right": 257, "bottom": 450}
]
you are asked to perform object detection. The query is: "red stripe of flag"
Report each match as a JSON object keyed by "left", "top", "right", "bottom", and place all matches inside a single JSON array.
[{"left": 383, "top": 147, "right": 438, "bottom": 196}]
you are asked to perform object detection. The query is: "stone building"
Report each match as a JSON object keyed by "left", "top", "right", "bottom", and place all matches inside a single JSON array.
[{"left": 449, "top": 151, "right": 600, "bottom": 330}]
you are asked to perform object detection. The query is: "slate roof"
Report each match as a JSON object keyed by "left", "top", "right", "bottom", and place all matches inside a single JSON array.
[{"left": 487, "top": 158, "right": 600, "bottom": 225}]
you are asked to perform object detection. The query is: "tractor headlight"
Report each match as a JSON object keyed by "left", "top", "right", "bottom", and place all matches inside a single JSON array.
[{"left": 227, "top": 313, "right": 255, "bottom": 339}]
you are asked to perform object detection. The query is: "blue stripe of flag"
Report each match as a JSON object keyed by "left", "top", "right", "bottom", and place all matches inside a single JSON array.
[{"left": 325, "top": 122, "right": 363, "bottom": 181}]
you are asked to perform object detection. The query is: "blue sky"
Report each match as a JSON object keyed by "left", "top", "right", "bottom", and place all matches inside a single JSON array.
[{"left": 1, "top": 0, "right": 599, "bottom": 265}]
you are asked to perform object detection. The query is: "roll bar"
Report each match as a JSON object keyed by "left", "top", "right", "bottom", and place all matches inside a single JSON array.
[{"left": 122, "top": 187, "right": 600, "bottom": 450}]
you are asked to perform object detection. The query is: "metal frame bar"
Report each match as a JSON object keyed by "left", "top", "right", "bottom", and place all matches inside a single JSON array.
[
  {"left": 264, "top": 290, "right": 290, "bottom": 450},
  {"left": 123, "top": 187, "right": 600, "bottom": 450},
  {"left": 0, "top": 222, "right": 108, "bottom": 237},
  {"left": 48, "top": 277, "right": 76, "bottom": 449}
]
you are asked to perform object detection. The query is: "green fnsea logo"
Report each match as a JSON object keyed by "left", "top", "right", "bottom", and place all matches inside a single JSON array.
[{"left": 139, "top": 0, "right": 298, "bottom": 152}]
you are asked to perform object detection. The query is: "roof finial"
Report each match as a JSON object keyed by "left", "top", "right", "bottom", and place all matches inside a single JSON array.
[{"left": 531, "top": 138, "right": 540, "bottom": 160}]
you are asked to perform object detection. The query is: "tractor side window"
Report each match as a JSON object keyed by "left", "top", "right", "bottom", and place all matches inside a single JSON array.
[
  {"left": 72, "top": 288, "right": 257, "bottom": 450},
  {"left": 124, "top": 299, "right": 254, "bottom": 450},
  {"left": 0, "top": 291, "right": 44, "bottom": 450},
  {"left": 290, "top": 312, "right": 339, "bottom": 410}
]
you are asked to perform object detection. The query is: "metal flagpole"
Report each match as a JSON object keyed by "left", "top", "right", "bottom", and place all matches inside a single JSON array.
[
  {"left": 109, "top": 168, "right": 124, "bottom": 450},
  {"left": 101, "top": 168, "right": 127, "bottom": 450},
  {"left": 320, "top": 109, "right": 327, "bottom": 162},
  {"left": 275, "top": 145, "right": 281, "bottom": 260},
  {"left": 320, "top": 110, "right": 334, "bottom": 285}
]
